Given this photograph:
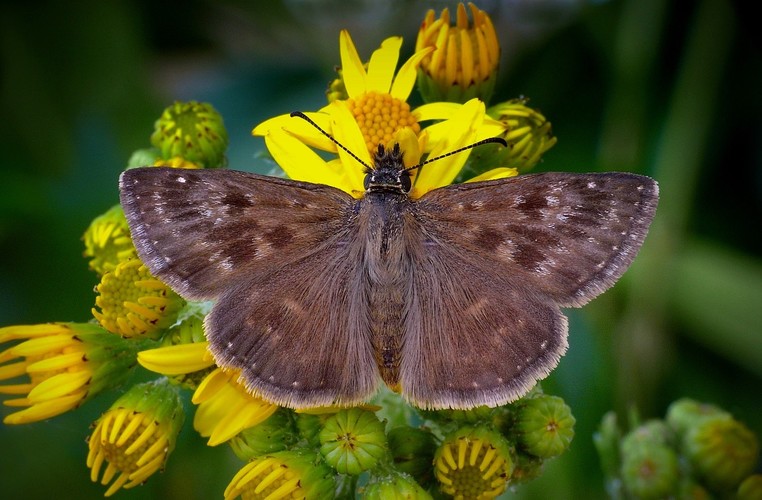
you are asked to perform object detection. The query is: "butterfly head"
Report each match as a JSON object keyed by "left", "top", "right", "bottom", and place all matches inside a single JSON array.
[{"left": 364, "top": 143, "right": 412, "bottom": 194}]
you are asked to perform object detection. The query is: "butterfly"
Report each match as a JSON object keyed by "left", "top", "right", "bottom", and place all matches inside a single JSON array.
[{"left": 119, "top": 130, "right": 658, "bottom": 410}]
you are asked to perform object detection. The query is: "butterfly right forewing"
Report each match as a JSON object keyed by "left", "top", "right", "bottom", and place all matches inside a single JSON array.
[{"left": 415, "top": 172, "right": 659, "bottom": 307}]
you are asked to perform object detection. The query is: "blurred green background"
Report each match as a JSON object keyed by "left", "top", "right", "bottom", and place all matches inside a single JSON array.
[{"left": 1, "top": 0, "right": 759, "bottom": 498}]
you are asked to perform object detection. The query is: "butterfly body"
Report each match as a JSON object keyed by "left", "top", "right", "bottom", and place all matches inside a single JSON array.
[{"left": 120, "top": 145, "right": 658, "bottom": 410}]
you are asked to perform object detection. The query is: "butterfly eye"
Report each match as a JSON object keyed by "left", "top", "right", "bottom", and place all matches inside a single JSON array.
[
  {"left": 363, "top": 172, "right": 373, "bottom": 191},
  {"left": 399, "top": 171, "right": 412, "bottom": 193}
]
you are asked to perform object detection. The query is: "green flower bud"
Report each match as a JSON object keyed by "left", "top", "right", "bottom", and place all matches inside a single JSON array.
[
  {"left": 363, "top": 472, "right": 432, "bottom": 500},
  {"left": 228, "top": 408, "right": 299, "bottom": 461},
  {"left": 150, "top": 101, "right": 228, "bottom": 168},
  {"left": 82, "top": 204, "right": 137, "bottom": 275},
  {"left": 738, "top": 474, "right": 762, "bottom": 500},
  {"left": 666, "top": 398, "right": 728, "bottom": 437},
  {"left": 434, "top": 426, "right": 513, "bottom": 499},
  {"left": 683, "top": 415, "right": 760, "bottom": 492},
  {"left": 620, "top": 440, "right": 679, "bottom": 499},
  {"left": 326, "top": 67, "right": 349, "bottom": 103},
  {"left": 387, "top": 426, "right": 437, "bottom": 487},
  {"left": 126, "top": 148, "right": 161, "bottom": 168},
  {"left": 224, "top": 449, "right": 334, "bottom": 500},
  {"left": 514, "top": 395, "right": 575, "bottom": 458},
  {"left": 295, "top": 412, "right": 324, "bottom": 447},
  {"left": 677, "top": 478, "right": 713, "bottom": 500},
  {"left": 621, "top": 419, "right": 673, "bottom": 455},
  {"left": 319, "top": 408, "right": 387, "bottom": 475}
]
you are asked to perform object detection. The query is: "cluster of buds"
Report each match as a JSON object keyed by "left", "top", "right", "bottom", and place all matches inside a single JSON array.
[
  {"left": 0, "top": 3, "right": 573, "bottom": 497},
  {"left": 595, "top": 398, "right": 761, "bottom": 498}
]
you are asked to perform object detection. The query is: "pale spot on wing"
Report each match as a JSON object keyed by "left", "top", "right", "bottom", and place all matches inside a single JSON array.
[
  {"left": 268, "top": 376, "right": 275, "bottom": 382},
  {"left": 464, "top": 298, "right": 489, "bottom": 317},
  {"left": 546, "top": 195, "right": 560, "bottom": 207},
  {"left": 540, "top": 340, "right": 548, "bottom": 350},
  {"left": 177, "top": 176, "right": 186, "bottom": 183},
  {"left": 472, "top": 382, "right": 479, "bottom": 388},
  {"left": 587, "top": 181, "right": 597, "bottom": 189},
  {"left": 220, "top": 257, "right": 233, "bottom": 270},
  {"left": 497, "top": 377, "right": 504, "bottom": 384},
  {"left": 292, "top": 381, "right": 300, "bottom": 387}
]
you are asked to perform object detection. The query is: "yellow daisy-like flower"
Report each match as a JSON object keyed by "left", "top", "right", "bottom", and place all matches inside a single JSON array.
[
  {"left": 0, "top": 323, "right": 141, "bottom": 424},
  {"left": 416, "top": 2, "right": 500, "bottom": 103},
  {"left": 138, "top": 341, "right": 278, "bottom": 445},
  {"left": 434, "top": 426, "right": 514, "bottom": 499},
  {"left": 92, "top": 258, "right": 185, "bottom": 338},
  {"left": 224, "top": 450, "right": 335, "bottom": 500},
  {"left": 87, "top": 379, "right": 184, "bottom": 497},
  {"left": 253, "top": 30, "right": 508, "bottom": 199},
  {"left": 82, "top": 204, "right": 138, "bottom": 275}
]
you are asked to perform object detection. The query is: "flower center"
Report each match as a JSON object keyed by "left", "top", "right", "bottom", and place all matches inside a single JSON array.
[{"left": 346, "top": 91, "right": 420, "bottom": 153}]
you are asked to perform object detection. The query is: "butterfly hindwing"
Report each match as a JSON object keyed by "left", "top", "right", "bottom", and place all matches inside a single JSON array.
[
  {"left": 399, "top": 226, "right": 568, "bottom": 409},
  {"left": 206, "top": 233, "right": 380, "bottom": 408},
  {"left": 119, "top": 167, "right": 354, "bottom": 300},
  {"left": 415, "top": 172, "right": 659, "bottom": 307}
]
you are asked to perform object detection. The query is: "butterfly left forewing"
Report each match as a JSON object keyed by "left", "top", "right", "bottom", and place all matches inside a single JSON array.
[{"left": 119, "top": 167, "right": 354, "bottom": 300}]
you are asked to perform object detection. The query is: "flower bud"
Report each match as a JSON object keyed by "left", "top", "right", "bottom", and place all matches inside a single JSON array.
[
  {"left": 363, "top": 471, "right": 432, "bottom": 499},
  {"left": 319, "top": 407, "right": 387, "bottom": 475},
  {"left": 82, "top": 204, "right": 137, "bottom": 275},
  {"left": 666, "top": 397, "right": 728, "bottom": 437},
  {"left": 620, "top": 439, "right": 679, "bottom": 499},
  {"left": 683, "top": 415, "right": 760, "bottom": 492},
  {"left": 228, "top": 409, "right": 299, "bottom": 461},
  {"left": 387, "top": 425, "right": 437, "bottom": 487},
  {"left": 738, "top": 474, "right": 762, "bottom": 500},
  {"left": 150, "top": 101, "right": 228, "bottom": 168},
  {"left": 514, "top": 394, "right": 575, "bottom": 458}
]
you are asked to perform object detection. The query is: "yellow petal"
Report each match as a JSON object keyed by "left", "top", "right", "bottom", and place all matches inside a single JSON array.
[
  {"left": 3, "top": 392, "right": 84, "bottom": 424},
  {"left": 339, "top": 30, "right": 367, "bottom": 98},
  {"left": 465, "top": 168, "right": 519, "bottom": 183},
  {"left": 26, "top": 351, "right": 85, "bottom": 373},
  {"left": 366, "top": 36, "right": 402, "bottom": 94},
  {"left": 0, "top": 324, "right": 70, "bottom": 342},
  {"left": 264, "top": 129, "right": 345, "bottom": 188},
  {"left": 414, "top": 99, "right": 485, "bottom": 193},
  {"left": 138, "top": 342, "right": 214, "bottom": 375},
  {"left": 27, "top": 370, "right": 90, "bottom": 402},
  {"left": 413, "top": 101, "right": 463, "bottom": 122},
  {"left": 389, "top": 46, "right": 434, "bottom": 101},
  {"left": 253, "top": 112, "right": 337, "bottom": 153},
  {"left": 327, "top": 101, "right": 371, "bottom": 192},
  {"left": 9, "top": 334, "right": 77, "bottom": 358}
]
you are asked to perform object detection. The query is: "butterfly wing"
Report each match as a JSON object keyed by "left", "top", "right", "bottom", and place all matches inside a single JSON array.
[
  {"left": 119, "top": 167, "right": 353, "bottom": 300},
  {"left": 120, "top": 167, "right": 379, "bottom": 407},
  {"left": 399, "top": 172, "right": 658, "bottom": 409},
  {"left": 206, "top": 237, "right": 379, "bottom": 408},
  {"left": 414, "top": 172, "right": 659, "bottom": 307}
]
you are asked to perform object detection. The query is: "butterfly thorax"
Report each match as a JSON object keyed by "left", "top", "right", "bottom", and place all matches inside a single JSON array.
[{"left": 360, "top": 150, "right": 415, "bottom": 388}]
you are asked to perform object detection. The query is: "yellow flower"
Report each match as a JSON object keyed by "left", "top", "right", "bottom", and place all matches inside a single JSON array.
[
  {"left": 152, "top": 156, "right": 203, "bottom": 169},
  {"left": 253, "top": 30, "right": 508, "bottom": 199},
  {"left": 82, "top": 204, "right": 137, "bottom": 275},
  {"left": 224, "top": 450, "right": 335, "bottom": 500},
  {"left": 0, "top": 323, "right": 145, "bottom": 424},
  {"left": 434, "top": 426, "right": 514, "bottom": 499},
  {"left": 416, "top": 2, "right": 500, "bottom": 103},
  {"left": 138, "top": 341, "right": 278, "bottom": 445},
  {"left": 92, "top": 258, "right": 185, "bottom": 338},
  {"left": 87, "top": 379, "right": 184, "bottom": 497}
]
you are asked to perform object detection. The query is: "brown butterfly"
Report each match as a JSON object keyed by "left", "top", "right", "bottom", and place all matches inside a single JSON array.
[{"left": 119, "top": 127, "right": 658, "bottom": 410}]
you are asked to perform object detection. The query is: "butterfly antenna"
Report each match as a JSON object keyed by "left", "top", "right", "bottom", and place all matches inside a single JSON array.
[
  {"left": 406, "top": 136, "right": 508, "bottom": 173},
  {"left": 290, "top": 111, "right": 373, "bottom": 170}
]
